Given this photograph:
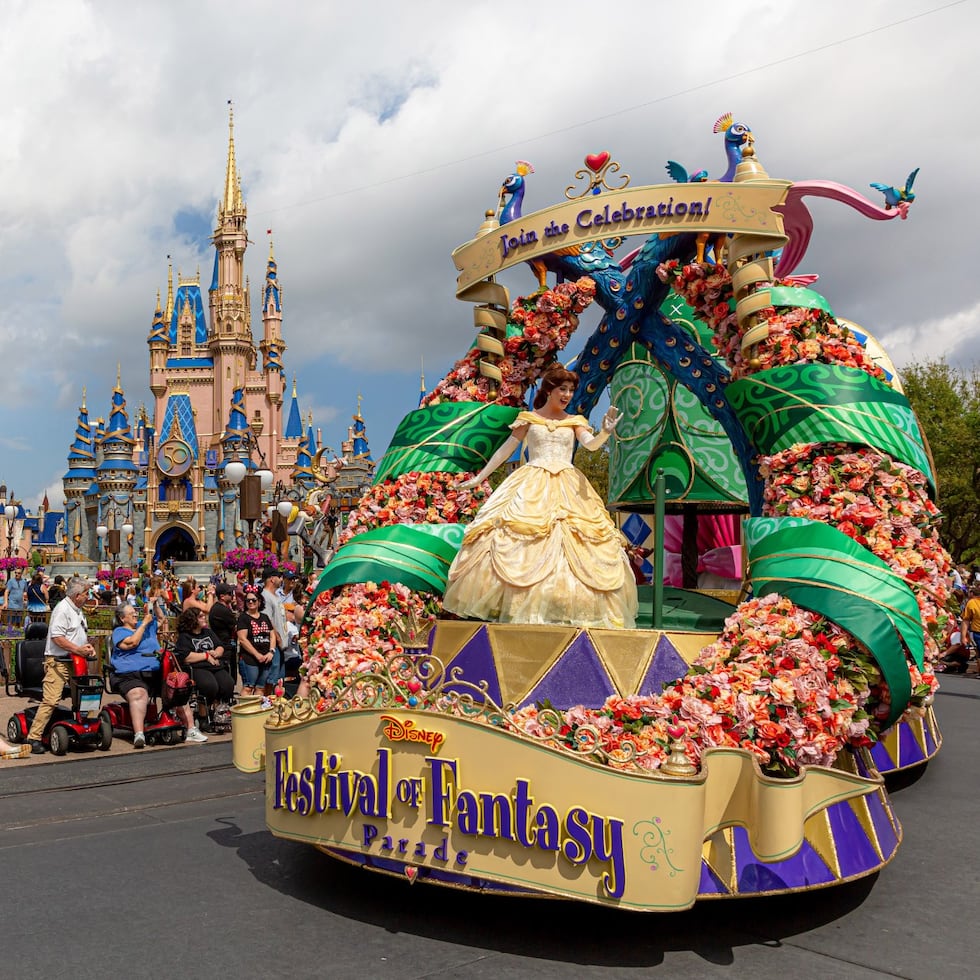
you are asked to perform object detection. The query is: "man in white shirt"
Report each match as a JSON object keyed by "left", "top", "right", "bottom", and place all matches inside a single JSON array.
[{"left": 28, "top": 579, "right": 95, "bottom": 754}]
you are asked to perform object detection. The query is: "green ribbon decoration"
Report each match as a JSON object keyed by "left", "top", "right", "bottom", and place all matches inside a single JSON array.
[
  {"left": 766, "top": 286, "right": 834, "bottom": 316},
  {"left": 728, "top": 364, "right": 934, "bottom": 490},
  {"left": 746, "top": 517, "right": 923, "bottom": 728},
  {"left": 310, "top": 523, "right": 464, "bottom": 602},
  {"left": 372, "top": 402, "right": 520, "bottom": 484}
]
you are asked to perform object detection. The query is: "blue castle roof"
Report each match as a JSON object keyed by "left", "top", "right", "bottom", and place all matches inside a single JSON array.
[{"left": 168, "top": 282, "right": 209, "bottom": 345}]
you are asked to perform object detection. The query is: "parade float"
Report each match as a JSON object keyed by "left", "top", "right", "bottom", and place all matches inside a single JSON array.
[{"left": 233, "top": 117, "right": 945, "bottom": 910}]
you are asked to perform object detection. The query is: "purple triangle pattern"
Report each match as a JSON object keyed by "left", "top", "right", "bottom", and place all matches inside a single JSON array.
[
  {"left": 698, "top": 861, "right": 729, "bottom": 896},
  {"left": 898, "top": 720, "right": 924, "bottom": 767},
  {"left": 869, "top": 740, "right": 896, "bottom": 773},
  {"left": 439, "top": 626, "right": 503, "bottom": 708},
  {"left": 520, "top": 632, "right": 615, "bottom": 710},
  {"left": 638, "top": 635, "right": 689, "bottom": 695},
  {"left": 923, "top": 721, "right": 937, "bottom": 757},
  {"left": 732, "top": 826, "right": 836, "bottom": 892},
  {"left": 827, "top": 800, "right": 881, "bottom": 879},
  {"left": 865, "top": 792, "right": 900, "bottom": 860}
]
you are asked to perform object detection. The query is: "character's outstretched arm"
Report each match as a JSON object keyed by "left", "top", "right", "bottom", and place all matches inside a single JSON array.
[{"left": 577, "top": 406, "right": 622, "bottom": 452}]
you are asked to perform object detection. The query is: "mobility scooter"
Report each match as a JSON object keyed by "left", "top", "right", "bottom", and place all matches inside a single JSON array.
[
  {"left": 101, "top": 646, "right": 189, "bottom": 746},
  {"left": 6, "top": 623, "right": 112, "bottom": 755}
]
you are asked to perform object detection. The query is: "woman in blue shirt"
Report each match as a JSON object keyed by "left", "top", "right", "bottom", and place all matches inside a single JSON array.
[{"left": 110, "top": 601, "right": 166, "bottom": 749}]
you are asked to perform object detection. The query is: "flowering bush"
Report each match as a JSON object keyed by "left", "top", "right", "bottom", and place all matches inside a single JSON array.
[
  {"left": 0, "top": 556, "right": 29, "bottom": 571},
  {"left": 96, "top": 567, "right": 133, "bottom": 583},
  {"left": 422, "top": 278, "right": 595, "bottom": 407},
  {"left": 222, "top": 548, "right": 279, "bottom": 572}
]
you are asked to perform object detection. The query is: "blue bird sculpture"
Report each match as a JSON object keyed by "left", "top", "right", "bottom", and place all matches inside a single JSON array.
[
  {"left": 870, "top": 168, "right": 919, "bottom": 209},
  {"left": 662, "top": 113, "right": 752, "bottom": 262}
]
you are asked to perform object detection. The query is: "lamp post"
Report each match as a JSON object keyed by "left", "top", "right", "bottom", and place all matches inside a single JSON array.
[
  {"left": 97, "top": 502, "right": 135, "bottom": 584},
  {"left": 1, "top": 485, "right": 18, "bottom": 558}
]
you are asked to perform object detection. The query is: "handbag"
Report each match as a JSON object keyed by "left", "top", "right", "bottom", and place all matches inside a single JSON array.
[{"left": 164, "top": 668, "right": 192, "bottom": 705}]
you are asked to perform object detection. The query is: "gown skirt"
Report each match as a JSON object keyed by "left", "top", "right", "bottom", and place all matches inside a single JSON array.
[{"left": 443, "top": 461, "right": 638, "bottom": 629}]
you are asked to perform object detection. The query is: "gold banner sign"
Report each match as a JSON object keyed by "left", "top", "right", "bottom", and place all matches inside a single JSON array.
[
  {"left": 248, "top": 707, "right": 878, "bottom": 911},
  {"left": 451, "top": 180, "right": 791, "bottom": 298}
]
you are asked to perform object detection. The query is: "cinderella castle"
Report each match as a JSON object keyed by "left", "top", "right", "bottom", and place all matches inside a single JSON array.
[{"left": 55, "top": 110, "right": 374, "bottom": 569}]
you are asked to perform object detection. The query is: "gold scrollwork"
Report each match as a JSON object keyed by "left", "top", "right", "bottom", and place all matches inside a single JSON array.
[{"left": 565, "top": 153, "right": 630, "bottom": 200}]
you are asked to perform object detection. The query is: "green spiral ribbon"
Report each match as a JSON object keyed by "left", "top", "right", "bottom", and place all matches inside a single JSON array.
[
  {"left": 310, "top": 523, "right": 464, "bottom": 601},
  {"left": 372, "top": 402, "right": 521, "bottom": 484},
  {"left": 746, "top": 517, "right": 923, "bottom": 727},
  {"left": 728, "top": 364, "right": 934, "bottom": 491}
]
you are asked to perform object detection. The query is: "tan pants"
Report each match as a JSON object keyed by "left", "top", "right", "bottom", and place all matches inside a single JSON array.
[{"left": 27, "top": 658, "right": 71, "bottom": 742}]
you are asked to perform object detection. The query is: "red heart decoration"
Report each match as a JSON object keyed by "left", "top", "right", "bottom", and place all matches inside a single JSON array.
[
  {"left": 585, "top": 151, "right": 610, "bottom": 173},
  {"left": 404, "top": 866, "right": 418, "bottom": 883},
  {"left": 407, "top": 680, "right": 422, "bottom": 694}
]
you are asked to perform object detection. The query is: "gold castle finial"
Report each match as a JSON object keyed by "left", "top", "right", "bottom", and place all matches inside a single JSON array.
[
  {"left": 166, "top": 262, "right": 174, "bottom": 321},
  {"left": 268, "top": 228, "right": 275, "bottom": 261},
  {"left": 224, "top": 101, "right": 239, "bottom": 215},
  {"left": 81, "top": 386, "right": 87, "bottom": 411},
  {"left": 420, "top": 355, "right": 425, "bottom": 393},
  {"left": 292, "top": 375, "right": 297, "bottom": 398},
  {"left": 356, "top": 392, "right": 363, "bottom": 418},
  {"left": 116, "top": 363, "right": 122, "bottom": 389}
]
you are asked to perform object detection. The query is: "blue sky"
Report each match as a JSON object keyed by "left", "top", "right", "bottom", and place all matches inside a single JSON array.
[{"left": 0, "top": 0, "right": 975, "bottom": 511}]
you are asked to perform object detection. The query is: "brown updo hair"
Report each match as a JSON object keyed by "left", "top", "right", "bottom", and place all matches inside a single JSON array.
[{"left": 532, "top": 364, "right": 579, "bottom": 409}]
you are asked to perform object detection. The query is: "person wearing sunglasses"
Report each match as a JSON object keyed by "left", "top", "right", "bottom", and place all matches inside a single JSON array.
[{"left": 236, "top": 587, "right": 279, "bottom": 697}]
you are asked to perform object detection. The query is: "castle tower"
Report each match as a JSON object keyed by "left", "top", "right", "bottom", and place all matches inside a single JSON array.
[
  {"left": 209, "top": 105, "right": 254, "bottom": 444},
  {"left": 62, "top": 389, "right": 97, "bottom": 559},
  {"left": 96, "top": 368, "right": 138, "bottom": 561}
]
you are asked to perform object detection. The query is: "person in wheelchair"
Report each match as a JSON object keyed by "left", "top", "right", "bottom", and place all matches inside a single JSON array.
[
  {"left": 174, "top": 607, "right": 234, "bottom": 736},
  {"left": 109, "top": 600, "right": 166, "bottom": 749}
]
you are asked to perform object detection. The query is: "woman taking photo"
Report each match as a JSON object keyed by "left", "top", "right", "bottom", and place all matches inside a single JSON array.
[
  {"left": 110, "top": 600, "right": 169, "bottom": 749},
  {"left": 236, "top": 586, "right": 278, "bottom": 697},
  {"left": 174, "top": 607, "right": 234, "bottom": 737}
]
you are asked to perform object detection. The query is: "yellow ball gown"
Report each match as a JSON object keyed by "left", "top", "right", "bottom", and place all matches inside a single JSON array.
[{"left": 443, "top": 411, "right": 637, "bottom": 628}]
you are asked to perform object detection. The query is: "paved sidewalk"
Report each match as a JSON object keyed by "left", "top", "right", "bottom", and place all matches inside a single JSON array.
[{"left": 0, "top": 686, "right": 231, "bottom": 766}]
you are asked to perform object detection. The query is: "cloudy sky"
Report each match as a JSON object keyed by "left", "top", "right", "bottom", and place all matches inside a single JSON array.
[{"left": 0, "top": 0, "right": 974, "bottom": 512}]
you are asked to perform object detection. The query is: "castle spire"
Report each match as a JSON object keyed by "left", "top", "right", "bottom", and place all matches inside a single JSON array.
[
  {"left": 165, "top": 261, "right": 174, "bottom": 322},
  {"left": 284, "top": 375, "right": 303, "bottom": 439},
  {"left": 223, "top": 102, "right": 239, "bottom": 215}
]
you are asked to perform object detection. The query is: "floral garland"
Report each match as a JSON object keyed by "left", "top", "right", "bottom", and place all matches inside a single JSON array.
[
  {"left": 340, "top": 471, "right": 489, "bottom": 545},
  {"left": 303, "top": 581, "right": 437, "bottom": 701},
  {"left": 655, "top": 260, "right": 885, "bottom": 382},
  {"left": 512, "top": 594, "right": 872, "bottom": 776},
  {"left": 422, "top": 278, "right": 596, "bottom": 407}
]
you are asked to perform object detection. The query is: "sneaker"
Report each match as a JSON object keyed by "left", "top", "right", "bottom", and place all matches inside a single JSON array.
[
  {"left": 185, "top": 727, "right": 208, "bottom": 743},
  {"left": 133, "top": 732, "right": 146, "bottom": 749},
  {"left": 29, "top": 740, "right": 46, "bottom": 755}
]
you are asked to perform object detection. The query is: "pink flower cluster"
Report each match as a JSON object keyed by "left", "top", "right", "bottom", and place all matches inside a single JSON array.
[
  {"left": 340, "top": 471, "right": 488, "bottom": 544},
  {"left": 422, "top": 278, "right": 595, "bottom": 407},
  {"left": 302, "top": 581, "right": 437, "bottom": 700},
  {"left": 222, "top": 548, "right": 280, "bottom": 572},
  {"left": 511, "top": 594, "right": 872, "bottom": 776}
]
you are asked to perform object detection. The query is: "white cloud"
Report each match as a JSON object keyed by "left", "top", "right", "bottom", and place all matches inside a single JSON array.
[{"left": 0, "top": 0, "right": 976, "bottom": 509}]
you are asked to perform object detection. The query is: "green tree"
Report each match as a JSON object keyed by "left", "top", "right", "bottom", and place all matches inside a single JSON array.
[
  {"left": 900, "top": 358, "right": 980, "bottom": 563},
  {"left": 573, "top": 445, "right": 610, "bottom": 501}
]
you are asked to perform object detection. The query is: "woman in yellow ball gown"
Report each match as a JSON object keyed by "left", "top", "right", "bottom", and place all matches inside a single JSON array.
[{"left": 443, "top": 365, "right": 637, "bottom": 628}]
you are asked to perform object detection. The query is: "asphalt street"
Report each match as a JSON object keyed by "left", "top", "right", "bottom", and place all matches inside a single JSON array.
[{"left": 0, "top": 676, "right": 977, "bottom": 980}]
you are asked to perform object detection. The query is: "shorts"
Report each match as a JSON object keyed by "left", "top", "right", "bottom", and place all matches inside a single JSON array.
[
  {"left": 111, "top": 670, "right": 160, "bottom": 697},
  {"left": 238, "top": 656, "right": 270, "bottom": 689}
]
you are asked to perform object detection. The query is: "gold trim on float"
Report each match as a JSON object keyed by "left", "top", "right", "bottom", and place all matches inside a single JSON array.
[
  {"left": 485, "top": 624, "right": 578, "bottom": 705},
  {"left": 801, "top": 807, "right": 841, "bottom": 879},
  {"left": 588, "top": 628, "right": 659, "bottom": 696},
  {"left": 701, "top": 827, "right": 736, "bottom": 894},
  {"left": 848, "top": 792, "right": 885, "bottom": 863},
  {"left": 667, "top": 631, "right": 720, "bottom": 666}
]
